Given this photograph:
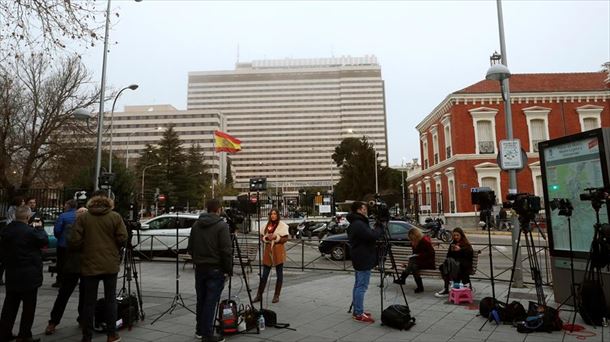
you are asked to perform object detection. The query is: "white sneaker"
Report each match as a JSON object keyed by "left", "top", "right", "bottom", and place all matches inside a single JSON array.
[
  {"left": 434, "top": 289, "right": 449, "bottom": 298},
  {"left": 195, "top": 333, "right": 202, "bottom": 339}
]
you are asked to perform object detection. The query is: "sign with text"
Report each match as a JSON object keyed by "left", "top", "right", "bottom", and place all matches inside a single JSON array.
[
  {"left": 319, "top": 204, "right": 331, "bottom": 213},
  {"left": 500, "top": 139, "right": 523, "bottom": 170}
]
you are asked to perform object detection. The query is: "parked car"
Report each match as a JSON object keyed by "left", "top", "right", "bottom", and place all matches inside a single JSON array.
[
  {"left": 318, "top": 220, "right": 415, "bottom": 261},
  {"left": 134, "top": 213, "right": 200, "bottom": 253}
]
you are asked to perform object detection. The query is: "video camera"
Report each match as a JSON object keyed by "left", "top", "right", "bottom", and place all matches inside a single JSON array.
[
  {"left": 223, "top": 208, "right": 245, "bottom": 234},
  {"left": 580, "top": 187, "right": 609, "bottom": 208},
  {"left": 504, "top": 193, "right": 541, "bottom": 220},
  {"left": 123, "top": 218, "right": 141, "bottom": 248},
  {"left": 549, "top": 198, "right": 573, "bottom": 217},
  {"left": 471, "top": 187, "right": 496, "bottom": 210},
  {"left": 368, "top": 195, "right": 390, "bottom": 224}
]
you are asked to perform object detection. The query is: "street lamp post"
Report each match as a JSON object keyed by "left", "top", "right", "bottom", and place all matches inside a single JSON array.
[
  {"left": 108, "top": 84, "right": 139, "bottom": 174},
  {"left": 401, "top": 157, "right": 406, "bottom": 216},
  {"left": 140, "top": 163, "right": 160, "bottom": 220},
  {"left": 487, "top": 0, "right": 523, "bottom": 287}
]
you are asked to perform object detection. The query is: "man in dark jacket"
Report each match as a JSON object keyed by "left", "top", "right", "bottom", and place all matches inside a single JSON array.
[
  {"left": 69, "top": 191, "right": 127, "bottom": 342},
  {"left": 188, "top": 199, "right": 232, "bottom": 342},
  {"left": 0, "top": 205, "right": 48, "bottom": 342},
  {"left": 52, "top": 199, "right": 78, "bottom": 287},
  {"left": 347, "top": 201, "right": 382, "bottom": 323},
  {"left": 45, "top": 201, "right": 84, "bottom": 336}
]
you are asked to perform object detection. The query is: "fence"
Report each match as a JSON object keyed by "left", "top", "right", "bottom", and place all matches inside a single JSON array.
[
  {"left": 0, "top": 188, "right": 83, "bottom": 221},
  {"left": 130, "top": 232, "right": 553, "bottom": 287}
]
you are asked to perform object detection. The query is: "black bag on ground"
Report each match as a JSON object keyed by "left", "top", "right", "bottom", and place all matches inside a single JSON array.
[
  {"left": 579, "top": 279, "right": 607, "bottom": 326},
  {"left": 517, "top": 302, "right": 562, "bottom": 333},
  {"left": 94, "top": 295, "right": 139, "bottom": 332},
  {"left": 503, "top": 301, "right": 527, "bottom": 323},
  {"left": 479, "top": 297, "right": 505, "bottom": 321},
  {"left": 252, "top": 308, "right": 293, "bottom": 329},
  {"left": 381, "top": 304, "right": 416, "bottom": 330}
]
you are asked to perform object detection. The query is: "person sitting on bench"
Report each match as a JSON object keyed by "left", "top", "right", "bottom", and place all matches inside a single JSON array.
[
  {"left": 435, "top": 227, "right": 473, "bottom": 297},
  {"left": 393, "top": 228, "right": 435, "bottom": 293}
]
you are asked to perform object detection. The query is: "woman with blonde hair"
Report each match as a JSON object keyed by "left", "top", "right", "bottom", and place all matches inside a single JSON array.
[
  {"left": 394, "top": 227, "right": 435, "bottom": 293},
  {"left": 253, "top": 209, "right": 289, "bottom": 303}
]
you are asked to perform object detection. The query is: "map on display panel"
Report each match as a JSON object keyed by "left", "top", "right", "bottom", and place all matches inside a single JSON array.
[{"left": 544, "top": 137, "right": 607, "bottom": 254}]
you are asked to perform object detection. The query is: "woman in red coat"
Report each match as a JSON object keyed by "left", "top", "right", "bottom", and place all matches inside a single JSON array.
[
  {"left": 394, "top": 228, "right": 435, "bottom": 293},
  {"left": 253, "top": 209, "right": 289, "bottom": 303}
]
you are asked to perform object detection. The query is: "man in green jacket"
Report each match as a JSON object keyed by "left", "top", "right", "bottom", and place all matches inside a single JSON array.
[{"left": 69, "top": 191, "right": 127, "bottom": 342}]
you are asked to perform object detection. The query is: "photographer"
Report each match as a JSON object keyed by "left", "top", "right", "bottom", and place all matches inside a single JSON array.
[{"left": 347, "top": 201, "right": 382, "bottom": 323}]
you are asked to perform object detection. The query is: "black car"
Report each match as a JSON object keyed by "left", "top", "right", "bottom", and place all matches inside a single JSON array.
[{"left": 318, "top": 220, "right": 415, "bottom": 261}]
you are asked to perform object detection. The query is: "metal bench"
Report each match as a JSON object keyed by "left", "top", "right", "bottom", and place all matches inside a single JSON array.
[{"left": 383, "top": 243, "right": 479, "bottom": 277}]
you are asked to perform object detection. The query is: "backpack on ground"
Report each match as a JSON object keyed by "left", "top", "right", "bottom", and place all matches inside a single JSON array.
[
  {"left": 94, "top": 295, "right": 140, "bottom": 332},
  {"left": 479, "top": 297, "right": 505, "bottom": 323},
  {"left": 502, "top": 301, "right": 527, "bottom": 323},
  {"left": 516, "top": 302, "right": 562, "bottom": 333},
  {"left": 381, "top": 304, "right": 416, "bottom": 330},
  {"left": 218, "top": 299, "right": 239, "bottom": 334}
]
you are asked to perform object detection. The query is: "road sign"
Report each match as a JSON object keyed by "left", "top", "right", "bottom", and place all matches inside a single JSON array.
[
  {"left": 499, "top": 139, "right": 523, "bottom": 170},
  {"left": 319, "top": 205, "right": 331, "bottom": 213},
  {"left": 250, "top": 195, "right": 258, "bottom": 204}
]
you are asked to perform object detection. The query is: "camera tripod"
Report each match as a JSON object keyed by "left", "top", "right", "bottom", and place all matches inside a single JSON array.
[
  {"left": 118, "top": 241, "right": 145, "bottom": 330},
  {"left": 505, "top": 211, "right": 547, "bottom": 307},
  {"left": 151, "top": 212, "right": 195, "bottom": 325}
]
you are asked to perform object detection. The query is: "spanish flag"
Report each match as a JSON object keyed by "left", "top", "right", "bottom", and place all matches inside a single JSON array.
[{"left": 214, "top": 130, "right": 242, "bottom": 153}]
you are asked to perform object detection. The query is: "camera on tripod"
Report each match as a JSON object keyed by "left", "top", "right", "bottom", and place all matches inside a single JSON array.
[
  {"left": 504, "top": 193, "right": 541, "bottom": 219},
  {"left": 223, "top": 208, "right": 245, "bottom": 234},
  {"left": 368, "top": 195, "right": 390, "bottom": 224},
  {"left": 123, "top": 218, "right": 141, "bottom": 248},
  {"left": 579, "top": 187, "right": 609, "bottom": 202},
  {"left": 471, "top": 187, "right": 496, "bottom": 210},
  {"left": 549, "top": 198, "right": 573, "bottom": 216}
]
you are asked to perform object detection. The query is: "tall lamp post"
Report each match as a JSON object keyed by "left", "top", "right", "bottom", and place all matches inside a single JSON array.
[
  {"left": 486, "top": 0, "right": 523, "bottom": 287},
  {"left": 108, "top": 84, "right": 139, "bottom": 174},
  {"left": 140, "top": 163, "right": 160, "bottom": 220},
  {"left": 401, "top": 157, "right": 407, "bottom": 216}
]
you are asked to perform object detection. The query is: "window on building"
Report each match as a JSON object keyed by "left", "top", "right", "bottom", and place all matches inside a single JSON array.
[
  {"left": 432, "top": 133, "right": 439, "bottom": 165},
  {"left": 422, "top": 140, "right": 429, "bottom": 169},
  {"left": 444, "top": 124, "right": 452, "bottom": 158},
  {"left": 582, "top": 117, "right": 599, "bottom": 131},
  {"left": 481, "top": 176, "right": 498, "bottom": 203},
  {"left": 535, "top": 175, "right": 544, "bottom": 206},
  {"left": 435, "top": 182, "right": 442, "bottom": 213},
  {"left": 425, "top": 184, "right": 431, "bottom": 206},
  {"left": 530, "top": 119, "right": 547, "bottom": 152},
  {"left": 477, "top": 120, "right": 494, "bottom": 154},
  {"left": 448, "top": 179, "right": 455, "bottom": 213}
]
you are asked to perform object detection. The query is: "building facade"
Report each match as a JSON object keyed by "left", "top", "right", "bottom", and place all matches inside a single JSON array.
[
  {"left": 105, "top": 105, "right": 226, "bottom": 179},
  {"left": 407, "top": 72, "right": 610, "bottom": 227},
  {"left": 187, "top": 56, "right": 389, "bottom": 191}
]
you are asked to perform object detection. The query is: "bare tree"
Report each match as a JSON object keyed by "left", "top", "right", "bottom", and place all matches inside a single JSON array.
[
  {"left": 0, "top": 1, "right": 106, "bottom": 63},
  {"left": 0, "top": 54, "right": 99, "bottom": 192}
]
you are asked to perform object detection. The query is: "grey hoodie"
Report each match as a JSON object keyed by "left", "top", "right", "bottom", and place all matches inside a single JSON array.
[{"left": 187, "top": 213, "right": 232, "bottom": 274}]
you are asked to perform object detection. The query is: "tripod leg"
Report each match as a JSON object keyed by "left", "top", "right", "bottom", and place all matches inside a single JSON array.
[{"left": 504, "top": 226, "right": 523, "bottom": 306}]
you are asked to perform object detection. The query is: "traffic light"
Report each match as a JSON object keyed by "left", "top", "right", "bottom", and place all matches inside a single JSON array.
[{"left": 249, "top": 177, "right": 267, "bottom": 191}]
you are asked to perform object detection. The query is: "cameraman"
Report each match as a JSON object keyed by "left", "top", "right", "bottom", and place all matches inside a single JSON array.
[{"left": 347, "top": 201, "right": 382, "bottom": 323}]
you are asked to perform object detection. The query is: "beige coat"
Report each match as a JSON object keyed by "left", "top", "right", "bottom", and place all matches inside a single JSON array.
[{"left": 260, "top": 221, "right": 289, "bottom": 266}]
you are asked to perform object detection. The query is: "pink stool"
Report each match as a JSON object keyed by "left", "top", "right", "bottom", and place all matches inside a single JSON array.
[{"left": 448, "top": 287, "right": 473, "bottom": 304}]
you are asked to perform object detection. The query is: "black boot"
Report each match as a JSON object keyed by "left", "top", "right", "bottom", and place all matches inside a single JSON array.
[
  {"left": 393, "top": 270, "right": 407, "bottom": 285},
  {"left": 414, "top": 275, "right": 424, "bottom": 293}
]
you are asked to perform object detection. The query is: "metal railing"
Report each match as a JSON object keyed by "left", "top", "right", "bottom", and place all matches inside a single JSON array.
[{"left": 132, "top": 232, "right": 553, "bottom": 287}]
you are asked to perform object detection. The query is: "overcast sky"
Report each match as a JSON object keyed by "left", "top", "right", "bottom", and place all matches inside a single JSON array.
[{"left": 79, "top": 0, "right": 610, "bottom": 166}]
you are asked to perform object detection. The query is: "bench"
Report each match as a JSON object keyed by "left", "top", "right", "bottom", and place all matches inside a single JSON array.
[
  {"left": 179, "top": 239, "right": 259, "bottom": 272},
  {"left": 383, "top": 243, "right": 479, "bottom": 278}
]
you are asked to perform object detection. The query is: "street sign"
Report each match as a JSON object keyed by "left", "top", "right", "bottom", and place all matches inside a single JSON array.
[
  {"left": 319, "top": 204, "right": 331, "bottom": 213},
  {"left": 158, "top": 194, "right": 166, "bottom": 201},
  {"left": 250, "top": 195, "right": 258, "bottom": 204},
  {"left": 499, "top": 139, "right": 524, "bottom": 170}
]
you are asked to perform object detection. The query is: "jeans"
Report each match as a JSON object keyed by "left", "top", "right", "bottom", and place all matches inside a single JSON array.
[
  {"left": 352, "top": 270, "right": 371, "bottom": 316},
  {"left": 0, "top": 289, "right": 38, "bottom": 340},
  {"left": 261, "top": 263, "right": 283, "bottom": 283},
  {"left": 49, "top": 273, "right": 83, "bottom": 325},
  {"left": 55, "top": 246, "right": 67, "bottom": 284},
  {"left": 80, "top": 274, "right": 118, "bottom": 339},
  {"left": 195, "top": 267, "right": 226, "bottom": 338}
]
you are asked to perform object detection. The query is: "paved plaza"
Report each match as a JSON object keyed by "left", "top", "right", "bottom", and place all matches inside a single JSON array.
[{"left": 1, "top": 258, "right": 607, "bottom": 342}]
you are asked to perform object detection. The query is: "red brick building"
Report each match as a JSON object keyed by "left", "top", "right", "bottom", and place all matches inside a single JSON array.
[{"left": 407, "top": 71, "right": 610, "bottom": 227}]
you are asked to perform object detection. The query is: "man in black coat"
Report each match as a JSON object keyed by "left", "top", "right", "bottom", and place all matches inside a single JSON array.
[
  {"left": 347, "top": 201, "right": 382, "bottom": 323},
  {"left": 0, "top": 205, "right": 48, "bottom": 342}
]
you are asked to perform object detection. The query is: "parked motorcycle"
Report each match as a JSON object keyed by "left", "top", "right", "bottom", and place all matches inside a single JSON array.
[{"left": 421, "top": 217, "right": 451, "bottom": 242}]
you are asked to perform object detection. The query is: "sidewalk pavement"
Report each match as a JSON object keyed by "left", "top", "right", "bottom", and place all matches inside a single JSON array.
[{"left": 1, "top": 261, "right": 606, "bottom": 342}]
